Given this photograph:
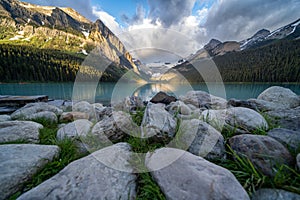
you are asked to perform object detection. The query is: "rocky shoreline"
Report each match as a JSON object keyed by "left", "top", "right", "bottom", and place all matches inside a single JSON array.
[{"left": 0, "top": 86, "right": 300, "bottom": 200}]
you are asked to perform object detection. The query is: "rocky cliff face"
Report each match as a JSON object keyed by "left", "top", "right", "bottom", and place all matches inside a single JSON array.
[{"left": 0, "top": 0, "right": 137, "bottom": 71}]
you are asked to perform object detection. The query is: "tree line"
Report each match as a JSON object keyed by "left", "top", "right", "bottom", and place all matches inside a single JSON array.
[
  {"left": 0, "top": 44, "right": 127, "bottom": 82},
  {"left": 173, "top": 39, "right": 300, "bottom": 83}
]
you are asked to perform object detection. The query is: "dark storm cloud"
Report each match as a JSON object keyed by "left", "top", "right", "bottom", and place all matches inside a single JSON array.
[
  {"left": 205, "top": 0, "right": 300, "bottom": 41},
  {"left": 147, "top": 0, "right": 196, "bottom": 27},
  {"left": 23, "top": 0, "right": 97, "bottom": 21},
  {"left": 121, "top": 5, "right": 145, "bottom": 25}
]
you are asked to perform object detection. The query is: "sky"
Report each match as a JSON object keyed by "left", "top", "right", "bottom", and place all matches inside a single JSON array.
[{"left": 23, "top": 0, "right": 300, "bottom": 61}]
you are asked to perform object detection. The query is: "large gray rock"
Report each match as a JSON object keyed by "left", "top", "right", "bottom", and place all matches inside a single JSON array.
[
  {"left": 248, "top": 99, "right": 286, "bottom": 112},
  {"left": 0, "top": 121, "right": 43, "bottom": 143},
  {"left": 141, "top": 103, "right": 177, "bottom": 140},
  {"left": 11, "top": 103, "right": 63, "bottom": 120},
  {"left": 92, "top": 111, "right": 138, "bottom": 142},
  {"left": 95, "top": 106, "right": 113, "bottom": 121},
  {"left": 202, "top": 107, "right": 268, "bottom": 134},
  {"left": 174, "top": 119, "right": 226, "bottom": 160},
  {"left": 112, "top": 96, "right": 144, "bottom": 112},
  {"left": 26, "top": 111, "right": 58, "bottom": 124},
  {"left": 257, "top": 86, "right": 300, "bottom": 109},
  {"left": 145, "top": 148, "right": 249, "bottom": 200},
  {"left": 72, "top": 101, "right": 97, "bottom": 120},
  {"left": 229, "top": 134, "right": 294, "bottom": 177},
  {"left": 167, "top": 101, "right": 192, "bottom": 115},
  {"left": 18, "top": 143, "right": 136, "bottom": 200},
  {"left": 267, "top": 128, "right": 300, "bottom": 153},
  {"left": 252, "top": 189, "right": 300, "bottom": 200},
  {"left": 0, "top": 144, "right": 59, "bottom": 200},
  {"left": 179, "top": 91, "right": 227, "bottom": 110},
  {"left": 266, "top": 107, "right": 300, "bottom": 131},
  {"left": 0, "top": 115, "right": 11, "bottom": 122},
  {"left": 57, "top": 119, "right": 93, "bottom": 140}
]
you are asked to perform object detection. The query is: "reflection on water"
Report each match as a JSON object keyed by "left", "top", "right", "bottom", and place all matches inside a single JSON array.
[{"left": 0, "top": 82, "right": 299, "bottom": 105}]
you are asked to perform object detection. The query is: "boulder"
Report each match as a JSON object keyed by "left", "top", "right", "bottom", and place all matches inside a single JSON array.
[
  {"left": 18, "top": 143, "right": 136, "bottom": 200},
  {"left": 57, "top": 119, "right": 93, "bottom": 140},
  {"left": 95, "top": 106, "right": 113, "bottom": 121},
  {"left": 257, "top": 86, "right": 300, "bottom": 109},
  {"left": 60, "top": 112, "right": 89, "bottom": 122},
  {"left": 248, "top": 99, "right": 285, "bottom": 112},
  {"left": 202, "top": 107, "right": 268, "bottom": 134},
  {"left": 0, "top": 121, "right": 43, "bottom": 143},
  {"left": 179, "top": 91, "right": 227, "bottom": 110},
  {"left": 0, "top": 144, "right": 59, "bottom": 200},
  {"left": 141, "top": 103, "right": 176, "bottom": 140},
  {"left": 145, "top": 148, "right": 249, "bottom": 200},
  {"left": 267, "top": 128, "right": 300, "bottom": 153},
  {"left": 229, "top": 134, "right": 294, "bottom": 177},
  {"left": 252, "top": 189, "right": 300, "bottom": 200},
  {"left": 72, "top": 101, "right": 95, "bottom": 120},
  {"left": 166, "top": 101, "right": 192, "bottom": 115},
  {"left": 26, "top": 111, "right": 58, "bottom": 124},
  {"left": 174, "top": 119, "right": 225, "bottom": 160},
  {"left": 11, "top": 102, "right": 63, "bottom": 120},
  {"left": 92, "top": 111, "right": 138, "bottom": 142},
  {"left": 150, "top": 91, "right": 177, "bottom": 105},
  {"left": 227, "top": 98, "right": 258, "bottom": 111},
  {"left": 0, "top": 115, "right": 11, "bottom": 122},
  {"left": 266, "top": 107, "right": 300, "bottom": 131},
  {"left": 112, "top": 96, "right": 144, "bottom": 112}
]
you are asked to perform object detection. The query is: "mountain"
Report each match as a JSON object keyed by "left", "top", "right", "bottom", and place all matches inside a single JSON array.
[
  {"left": 160, "top": 18, "right": 300, "bottom": 83},
  {"left": 0, "top": 0, "right": 142, "bottom": 82}
]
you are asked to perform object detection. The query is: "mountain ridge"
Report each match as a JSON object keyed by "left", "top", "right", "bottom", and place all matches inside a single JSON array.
[{"left": 0, "top": 0, "right": 142, "bottom": 82}]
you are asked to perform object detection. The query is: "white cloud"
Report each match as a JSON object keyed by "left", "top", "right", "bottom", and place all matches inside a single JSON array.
[{"left": 92, "top": 7, "right": 122, "bottom": 35}]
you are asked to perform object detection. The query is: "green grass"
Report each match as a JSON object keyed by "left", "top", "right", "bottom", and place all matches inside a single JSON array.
[
  {"left": 126, "top": 136, "right": 166, "bottom": 200},
  {"left": 131, "top": 107, "right": 146, "bottom": 126},
  {"left": 136, "top": 172, "right": 166, "bottom": 200},
  {"left": 213, "top": 145, "right": 300, "bottom": 197}
]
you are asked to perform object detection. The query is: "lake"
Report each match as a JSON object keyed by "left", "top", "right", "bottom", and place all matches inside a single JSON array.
[{"left": 0, "top": 82, "right": 299, "bottom": 105}]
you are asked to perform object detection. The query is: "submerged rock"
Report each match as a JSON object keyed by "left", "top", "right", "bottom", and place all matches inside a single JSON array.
[
  {"left": 18, "top": 143, "right": 137, "bottom": 200},
  {"left": 0, "top": 144, "right": 59, "bottom": 200},
  {"left": 145, "top": 148, "right": 249, "bottom": 200},
  {"left": 0, "top": 121, "right": 43, "bottom": 143},
  {"left": 229, "top": 134, "right": 294, "bottom": 177}
]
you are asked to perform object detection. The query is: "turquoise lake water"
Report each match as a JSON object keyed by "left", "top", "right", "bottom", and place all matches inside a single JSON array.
[{"left": 0, "top": 82, "right": 299, "bottom": 105}]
